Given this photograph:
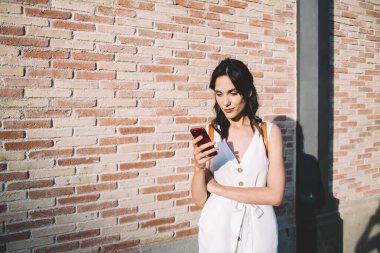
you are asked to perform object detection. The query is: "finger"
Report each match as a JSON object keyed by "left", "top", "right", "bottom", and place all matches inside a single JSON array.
[
  {"left": 203, "top": 147, "right": 218, "bottom": 157},
  {"left": 198, "top": 141, "right": 216, "bottom": 152},
  {"left": 192, "top": 135, "right": 203, "bottom": 145}
]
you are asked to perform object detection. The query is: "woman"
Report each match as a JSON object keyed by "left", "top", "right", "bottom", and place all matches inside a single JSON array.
[{"left": 191, "top": 58, "right": 285, "bottom": 253}]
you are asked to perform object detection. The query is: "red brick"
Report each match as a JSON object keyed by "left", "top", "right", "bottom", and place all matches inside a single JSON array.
[
  {"left": 140, "top": 65, "right": 173, "bottom": 73},
  {"left": 175, "top": 50, "right": 205, "bottom": 59},
  {"left": 157, "top": 191, "right": 189, "bottom": 201},
  {"left": 117, "top": 0, "right": 154, "bottom": 10},
  {"left": 74, "top": 13, "right": 114, "bottom": 24},
  {"left": 141, "top": 185, "right": 174, "bottom": 194},
  {"left": 0, "top": 36, "right": 48, "bottom": 47},
  {"left": 52, "top": 99, "right": 97, "bottom": 108},
  {"left": 35, "top": 242, "right": 79, "bottom": 253},
  {"left": 140, "top": 151, "right": 175, "bottom": 160},
  {"left": 176, "top": 197, "right": 192, "bottom": 206},
  {"left": 156, "top": 23, "right": 188, "bottom": 33},
  {"left": 191, "top": 9, "right": 220, "bottom": 20},
  {"left": 175, "top": 134, "right": 192, "bottom": 141},
  {"left": 53, "top": 60, "right": 96, "bottom": 70},
  {"left": 140, "top": 217, "right": 175, "bottom": 228},
  {"left": 250, "top": 19, "right": 273, "bottom": 28},
  {"left": 52, "top": 21, "right": 95, "bottom": 31},
  {"left": 0, "top": 231, "right": 30, "bottom": 243},
  {"left": 7, "top": 179, "right": 53, "bottom": 191},
  {"left": 119, "top": 127, "right": 155, "bottom": 135},
  {"left": 28, "top": 69, "right": 73, "bottom": 79},
  {"left": 4, "top": 140, "right": 53, "bottom": 151},
  {"left": 175, "top": 0, "right": 205, "bottom": 10},
  {"left": 81, "top": 235, "right": 119, "bottom": 248},
  {"left": 58, "top": 194, "right": 99, "bottom": 205},
  {"left": 0, "top": 163, "right": 7, "bottom": 171},
  {"left": 224, "top": 0, "right": 248, "bottom": 8},
  {"left": 119, "top": 161, "right": 156, "bottom": 170},
  {"left": 139, "top": 29, "right": 172, "bottom": 39},
  {"left": 100, "top": 172, "right": 138, "bottom": 181},
  {"left": 0, "top": 26, "right": 24, "bottom": 36},
  {"left": 0, "top": 172, "right": 28, "bottom": 182},
  {"left": 29, "top": 149, "right": 72, "bottom": 159},
  {"left": 25, "top": 109, "right": 71, "bottom": 118},
  {"left": 222, "top": 31, "right": 248, "bottom": 39},
  {"left": 0, "top": 204, "right": 6, "bottom": 213},
  {"left": 155, "top": 57, "right": 188, "bottom": 65},
  {"left": 157, "top": 175, "right": 188, "bottom": 184},
  {"left": 99, "top": 136, "right": 137, "bottom": 145},
  {"left": 75, "top": 109, "right": 114, "bottom": 117},
  {"left": 118, "top": 36, "right": 154, "bottom": 46},
  {"left": 102, "top": 239, "right": 139, "bottom": 253},
  {"left": 77, "top": 200, "right": 117, "bottom": 213},
  {"left": 30, "top": 206, "right": 75, "bottom": 218},
  {"left": 73, "top": 52, "right": 113, "bottom": 61},
  {"left": 7, "top": 218, "right": 53, "bottom": 232},
  {"left": 25, "top": 8, "right": 71, "bottom": 19},
  {"left": 119, "top": 212, "right": 154, "bottom": 224},
  {"left": 58, "top": 157, "right": 99, "bottom": 166},
  {"left": 176, "top": 227, "right": 198, "bottom": 238},
  {"left": 101, "top": 207, "right": 137, "bottom": 218},
  {"left": 57, "top": 229, "right": 100, "bottom": 242},
  {"left": 97, "top": 6, "right": 136, "bottom": 17},
  {"left": 173, "top": 16, "right": 205, "bottom": 25},
  {"left": 76, "top": 146, "right": 116, "bottom": 155},
  {"left": 209, "top": 5, "right": 235, "bottom": 14},
  {"left": 156, "top": 108, "right": 187, "bottom": 116},
  {"left": 77, "top": 183, "right": 117, "bottom": 194},
  {"left": 75, "top": 71, "right": 115, "bottom": 80},
  {"left": 29, "top": 187, "right": 74, "bottom": 199},
  {"left": 0, "top": 131, "right": 25, "bottom": 139},
  {"left": 3, "top": 120, "right": 51, "bottom": 129}
]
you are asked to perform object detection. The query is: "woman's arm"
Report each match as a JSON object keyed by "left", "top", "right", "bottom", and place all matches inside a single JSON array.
[
  {"left": 207, "top": 124, "right": 285, "bottom": 206},
  {"left": 191, "top": 136, "right": 219, "bottom": 208}
]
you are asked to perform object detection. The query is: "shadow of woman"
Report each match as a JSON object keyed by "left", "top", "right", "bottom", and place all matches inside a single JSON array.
[
  {"left": 295, "top": 121, "right": 325, "bottom": 253},
  {"left": 355, "top": 202, "right": 380, "bottom": 253}
]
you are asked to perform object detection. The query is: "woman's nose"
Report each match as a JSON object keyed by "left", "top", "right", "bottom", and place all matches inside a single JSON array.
[{"left": 223, "top": 96, "right": 230, "bottom": 106}]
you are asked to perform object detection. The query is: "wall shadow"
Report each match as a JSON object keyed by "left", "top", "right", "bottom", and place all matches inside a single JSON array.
[{"left": 355, "top": 202, "right": 380, "bottom": 253}]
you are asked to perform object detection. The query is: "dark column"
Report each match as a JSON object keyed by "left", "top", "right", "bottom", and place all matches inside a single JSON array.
[{"left": 296, "top": 0, "right": 343, "bottom": 252}]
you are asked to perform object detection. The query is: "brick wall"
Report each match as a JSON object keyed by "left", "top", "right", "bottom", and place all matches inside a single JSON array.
[
  {"left": 331, "top": 0, "right": 380, "bottom": 204},
  {"left": 0, "top": 0, "right": 296, "bottom": 252}
]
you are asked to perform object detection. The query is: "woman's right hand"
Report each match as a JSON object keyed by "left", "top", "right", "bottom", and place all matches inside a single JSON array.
[{"left": 192, "top": 136, "right": 218, "bottom": 171}]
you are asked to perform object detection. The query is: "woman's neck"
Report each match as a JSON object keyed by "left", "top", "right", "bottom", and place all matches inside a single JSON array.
[{"left": 228, "top": 115, "right": 250, "bottom": 128}]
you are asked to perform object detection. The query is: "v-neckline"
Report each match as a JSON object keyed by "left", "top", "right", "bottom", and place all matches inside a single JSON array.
[{"left": 224, "top": 129, "right": 257, "bottom": 165}]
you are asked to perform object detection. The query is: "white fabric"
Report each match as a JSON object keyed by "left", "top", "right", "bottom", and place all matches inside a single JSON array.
[{"left": 198, "top": 122, "right": 278, "bottom": 253}]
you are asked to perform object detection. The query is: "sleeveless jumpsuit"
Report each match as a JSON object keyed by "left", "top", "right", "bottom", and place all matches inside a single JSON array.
[{"left": 198, "top": 122, "right": 278, "bottom": 253}]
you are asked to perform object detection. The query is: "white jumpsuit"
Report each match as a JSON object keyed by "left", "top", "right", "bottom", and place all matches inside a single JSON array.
[{"left": 198, "top": 123, "right": 278, "bottom": 253}]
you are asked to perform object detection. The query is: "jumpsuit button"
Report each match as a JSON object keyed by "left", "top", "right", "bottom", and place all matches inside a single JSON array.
[
  {"left": 238, "top": 181, "right": 244, "bottom": 186},
  {"left": 237, "top": 167, "right": 243, "bottom": 173}
]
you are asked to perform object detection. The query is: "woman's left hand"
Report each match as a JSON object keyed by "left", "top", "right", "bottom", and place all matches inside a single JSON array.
[{"left": 206, "top": 178, "right": 220, "bottom": 194}]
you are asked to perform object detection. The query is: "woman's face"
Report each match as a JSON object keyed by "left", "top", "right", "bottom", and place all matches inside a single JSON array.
[{"left": 214, "top": 75, "right": 247, "bottom": 121}]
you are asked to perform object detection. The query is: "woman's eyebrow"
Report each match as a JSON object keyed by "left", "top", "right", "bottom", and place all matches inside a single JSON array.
[{"left": 214, "top": 89, "right": 237, "bottom": 93}]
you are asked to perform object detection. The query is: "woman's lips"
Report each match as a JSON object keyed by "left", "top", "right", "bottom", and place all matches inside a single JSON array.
[{"left": 223, "top": 108, "right": 233, "bottom": 113}]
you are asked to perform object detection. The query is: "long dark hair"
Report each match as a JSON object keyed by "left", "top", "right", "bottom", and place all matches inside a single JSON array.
[{"left": 209, "top": 58, "right": 262, "bottom": 140}]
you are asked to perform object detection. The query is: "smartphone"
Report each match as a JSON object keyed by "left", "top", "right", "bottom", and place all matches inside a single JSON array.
[{"left": 190, "top": 127, "right": 218, "bottom": 156}]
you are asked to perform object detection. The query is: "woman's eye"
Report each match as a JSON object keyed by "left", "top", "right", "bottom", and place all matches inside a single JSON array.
[
  {"left": 230, "top": 92, "right": 238, "bottom": 96},
  {"left": 216, "top": 93, "right": 222, "bottom": 97}
]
